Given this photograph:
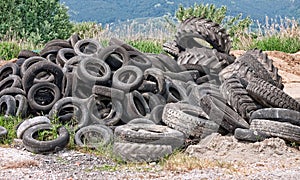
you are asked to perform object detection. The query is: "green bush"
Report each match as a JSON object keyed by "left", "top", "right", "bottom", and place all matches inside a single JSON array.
[
  {"left": 0, "top": 0, "right": 73, "bottom": 44},
  {"left": 0, "top": 41, "right": 21, "bottom": 60},
  {"left": 252, "top": 36, "right": 300, "bottom": 53},
  {"left": 128, "top": 40, "right": 163, "bottom": 54}
]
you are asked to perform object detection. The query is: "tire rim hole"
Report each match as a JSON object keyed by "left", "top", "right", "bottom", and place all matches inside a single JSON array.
[
  {"left": 133, "top": 96, "right": 146, "bottom": 116},
  {"left": 169, "top": 87, "right": 181, "bottom": 101},
  {"left": 80, "top": 42, "right": 97, "bottom": 54},
  {"left": 34, "top": 88, "right": 55, "bottom": 105}
]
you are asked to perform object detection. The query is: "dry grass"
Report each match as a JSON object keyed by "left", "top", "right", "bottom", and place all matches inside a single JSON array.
[{"left": 1, "top": 160, "right": 39, "bottom": 169}]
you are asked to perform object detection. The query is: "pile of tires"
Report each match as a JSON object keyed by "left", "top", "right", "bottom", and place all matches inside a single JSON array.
[{"left": 0, "top": 17, "right": 299, "bottom": 162}]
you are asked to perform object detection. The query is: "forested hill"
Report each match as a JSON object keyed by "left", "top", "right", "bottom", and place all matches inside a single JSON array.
[{"left": 61, "top": 0, "right": 300, "bottom": 24}]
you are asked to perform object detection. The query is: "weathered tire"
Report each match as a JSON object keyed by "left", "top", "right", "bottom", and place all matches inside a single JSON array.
[
  {"left": 16, "top": 116, "right": 51, "bottom": 139},
  {"left": 177, "top": 47, "right": 235, "bottom": 74},
  {"left": 0, "top": 95, "right": 16, "bottom": 116},
  {"left": 74, "top": 39, "right": 102, "bottom": 57},
  {"left": 126, "top": 51, "right": 152, "bottom": 71},
  {"left": 112, "top": 65, "right": 143, "bottom": 92},
  {"left": 250, "top": 108, "right": 300, "bottom": 126},
  {"left": 162, "top": 40, "right": 181, "bottom": 58},
  {"left": 114, "top": 123, "right": 185, "bottom": 150},
  {"left": 219, "top": 54, "right": 275, "bottom": 85},
  {"left": 75, "top": 124, "right": 113, "bottom": 148},
  {"left": 20, "top": 56, "right": 47, "bottom": 77},
  {"left": 0, "top": 62, "right": 20, "bottom": 81},
  {"left": 220, "top": 76, "right": 260, "bottom": 121},
  {"left": 176, "top": 17, "right": 231, "bottom": 54},
  {"left": 56, "top": 48, "right": 76, "bottom": 67},
  {"left": 245, "top": 49, "right": 283, "bottom": 89},
  {"left": 18, "top": 50, "right": 39, "bottom": 59},
  {"left": 97, "top": 45, "right": 129, "bottom": 71},
  {"left": 77, "top": 57, "right": 111, "bottom": 85},
  {"left": 250, "top": 119, "right": 300, "bottom": 143},
  {"left": 234, "top": 128, "right": 270, "bottom": 142},
  {"left": 0, "top": 126, "right": 7, "bottom": 139},
  {"left": 163, "top": 79, "right": 189, "bottom": 103},
  {"left": 199, "top": 95, "right": 249, "bottom": 132},
  {"left": 27, "top": 82, "right": 61, "bottom": 112},
  {"left": 162, "top": 102, "right": 218, "bottom": 138},
  {"left": 22, "top": 124, "right": 70, "bottom": 154},
  {"left": 22, "top": 61, "right": 64, "bottom": 93},
  {"left": 246, "top": 78, "right": 300, "bottom": 111},
  {"left": 127, "top": 118, "right": 155, "bottom": 125},
  {"left": 144, "top": 68, "right": 166, "bottom": 94},
  {"left": 0, "top": 75, "right": 22, "bottom": 91},
  {"left": 113, "top": 142, "right": 172, "bottom": 162},
  {"left": 15, "top": 94, "right": 28, "bottom": 118}
]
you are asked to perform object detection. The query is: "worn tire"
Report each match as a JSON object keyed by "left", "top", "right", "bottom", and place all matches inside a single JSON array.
[
  {"left": 0, "top": 95, "right": 16, "bottom": 116},
  {"left": 22, "top": 124, "right": 70, "bottom": 154},
  {"left": 113, "top": 142, "right": 172, "bottom": 162},
  {"left": 74, "top": 39, "right": 102, "bottom": 57},
  {"left": 16, "top": 116, "right": 51, "bottom": 139},
  {"left": 234, "top": 128, "right": 270, "bottom": 142},
  {"left": 246, "top": 78, "right": 300, "bottom": 111}
]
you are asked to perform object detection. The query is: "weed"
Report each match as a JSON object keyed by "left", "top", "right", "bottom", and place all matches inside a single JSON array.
[{"left": 0, "top": 116, "right": 22, "bottom": 144}]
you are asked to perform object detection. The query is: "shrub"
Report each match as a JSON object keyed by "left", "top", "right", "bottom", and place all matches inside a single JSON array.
[
  {"left": 128, "top": 40, "right": 163, "bottom": 54},
  {"left": 0, "top": 41, "right": 21, "bottom": 60},
  {"left": 0, "top": 0, "right": 73, "bottom": 44},
  {"left": 252, "top": 36, "right": 300, "bottom": 53}
]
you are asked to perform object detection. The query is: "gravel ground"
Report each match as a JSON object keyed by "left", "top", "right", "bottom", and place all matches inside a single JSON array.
[{"left": 1, "top": 135, "right": 300, "bottom": 180}]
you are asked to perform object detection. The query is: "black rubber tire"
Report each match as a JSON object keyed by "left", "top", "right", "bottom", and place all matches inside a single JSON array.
[
  {"left": 162, "top": 102, "right": 218, "bottom": 137},
  {"left": 114, "top": 123, "right": 185, "bottom": 150},
  {"left": 234, "top": 128, "right": 270, "bottom": 142},
  {"left": 15, "top": 94, "right": 28, "bottom": 118},
  {"left": 156, "top": 54, "right": 183, "bottom": 73},
  {"left": 127, "top": 118, "right": 155, "bottom": 125},
  {"left": 92, "top": 85, "right": 125, "bottom": 101},
  {"left": 109, "top": 37, "right": 141, "bottom": 53},
  {"left": 27, "top": 82, "right": 61, "bottom": 112},
  {"left": 0, "top": 75, "right": 22, "bottom": 91},
  {"left": 56, "top": 48, "right": 76, "bottom": 67},
  {"left": 16, "top": 58, "right": 26, "bottom": 67},
  {"left": 49, "top": 97, "right": 90, "bottom": 129},
  {"left": 74, "top": 39, "right": 102, "bottom": 57},
  {"left": 0, "top": 126, "right": 7, "bottom": 139},
  {"left": 144, "top": 68, "right": 166, "bottom": 94},
  {"left": 220, "top": 76, "right": 260, "bottom": 121},
  {"left": 112, "top": 65, "right": 143, "bottom": 92},
  {"left": 121, "top": 90, "right": 151, "bottom": 123},
  {"left": 142, "top": 92, "right": 166, "bottom": 111},
  {"left": 163, "top": 79, "right": 189, "bottom": 103},
  {"left": 22, "top": 61, "right": 64, "bottom": 93},
  {"left": 20, "top": 56, "right": 47, "bottom": 77},
  {"left": 16, "top": 116, "right": 51, "bottom": 139},
  {"left": 0, "top": 87, "right": 26, "bottom": 97},
  {"left": 126, "top": 51, "right": 152, "bottom": 71},
  {"left": 40, "top": 45, "right": 63, "bottom": 58},
  {"left": 61, "top": 72, "right": 74, "bottom": 97},
  {"left": 250, "top": 119, "right": 300, "bottom": 143},
  {"left": 97, "top": 45, "right": 129, "bottom": 71},
  {"left": 75, "top": 124, "right": 113, "bottom": 148},
  {"left": 87, "top": 95, "right": 123, "bottom": 126},
  {"left": 22, "top": 124, "right": 70, "bottom": 154},
  {"left": 162, "top": 40, "right": 181, "bottom": 58},
  {"left": 113, "top": 142, "right": 173, "bottom": 162},
  {"left": 62, "top": 56, "right": 82, "bottom": 73},
  {"left": 0, "top": 62, "right": 20, "bottom": 81},
  {"left": 0, "top": 95, "right": 16, "bottom": 116},
  {"left": 250, "top": 108, "right": 300, "bottom": 126},
  {"left": 77, "top": 57, "right": 111, "bottom": 85},
  {"left": 188, "top": 83, "right": 225, "bottom": 107},
  {"left": 68, "top": 33, "right": 81, "bottom": 47},
  {"left": 176, "top": 17, "right": 231, "bottom": 54},
  {"left": 219, "top": 54, "right": 275, "bottom": 85},
  {"left": 199, "top": 95, "right": 249, "bottom": 132},
  {"left": 149, "top": 105, "right": 164, "bottom": 125},
  {"left": 146, "top": 54, "right": 166, "bottom": 71},
  {"left": 245, "top": 49, "right": 283, "bottom": 89},
  {"left": 44, "top": 39, "right": 72, "bottom": 49},
  {"left": 177, "top": 47, "right": 235, "bottom": 74},
  {"left": 246, "top": 78, "right": 300, "bottom": 111},
  {"left": 18, "top": 50, "right": 39, "bottom": 59}
]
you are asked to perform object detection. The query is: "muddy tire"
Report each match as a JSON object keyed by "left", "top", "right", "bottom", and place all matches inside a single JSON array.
[
  {"left": 176, "top": 17, "right": 231, "bottom": 54},
  {"left": 234, "top": 128, "right": 270, "bottom": 142},
  {"left": 113, "top": 142, "right": 172, "bottom": 162}
]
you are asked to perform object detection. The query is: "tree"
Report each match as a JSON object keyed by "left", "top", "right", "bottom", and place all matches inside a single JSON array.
[{"left": 0, "top": 0, "right": 73, "bottom": 44}]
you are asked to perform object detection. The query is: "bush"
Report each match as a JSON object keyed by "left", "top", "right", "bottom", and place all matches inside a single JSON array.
[
  {"left": 252, "top": 36, "right": 300, "bottom": 53},
  {"left": 0, "top": 42, "right": 21, "bottom": 60},
  {"left": 0, "top": 0, "right": 73, "bottom": 44},
  {"left": 128, "top": 40, "right": 163, "bottom": 54}
]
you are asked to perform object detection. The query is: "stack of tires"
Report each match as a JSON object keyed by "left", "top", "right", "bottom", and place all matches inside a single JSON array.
[{"left": 0, "top": 17, "right": 299, "bottom": 162}]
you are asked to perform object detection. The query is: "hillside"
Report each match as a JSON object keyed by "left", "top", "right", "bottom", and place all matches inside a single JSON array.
[{"left": 61, "top": 0, "right": 300, "bottom": 24}]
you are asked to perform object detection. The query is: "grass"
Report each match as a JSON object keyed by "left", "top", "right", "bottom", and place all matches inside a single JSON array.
[{"left": 0, "top": 116, "right": 22, "bottom": 144}]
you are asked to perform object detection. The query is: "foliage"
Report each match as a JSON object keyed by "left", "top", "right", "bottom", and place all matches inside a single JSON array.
[
  {"left": 128, "top": 40, "right": 163, "bottom": 54},
  {"left": 176, "top": 3, "right": 227, "bottom": 24},
  {"left": 0, "top": 41, "right": 21, "bottom": 60},
  {"left": 72, "top": 22, "right": 103, "bottom": 39},
  {"left": 0, "top": 116, "right": 22, "bottom": 144},
  {"left": 0, "top": 0, "right": 73, "bottom": 44}
]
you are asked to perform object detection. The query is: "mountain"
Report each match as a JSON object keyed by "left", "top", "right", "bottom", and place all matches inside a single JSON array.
[{"left": 61, "top": 0, "right": 300, "bottom": 24}]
